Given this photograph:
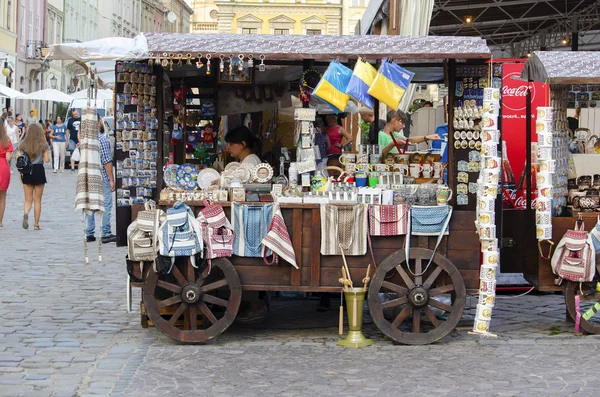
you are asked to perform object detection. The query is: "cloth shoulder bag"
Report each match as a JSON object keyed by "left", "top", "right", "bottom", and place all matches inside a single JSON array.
[
  {"left": 197, "top": 199, "right": 234, "bottom": 262},
  {"left": 404, "top": 205, "right": 453, "bottom": 277},
  {"left": 410, "top": 205, "right": 452, "bottom": 236},
  {"left": 368, "top": 204, "right": 408, "bottom": 236},
  {"left": 231, "top": 203, "right": 273, "bottom": 258},
  {"left": 127, "top": 204, "right": 165, "bottom": 263},
  {"left": 320, "top": 204, "right": 368, "bottom": 256},
  {"left": 158, "top": 201, "right": 203, "bottom": 258},
  {"left": 551, "top": 220, "right": 595, "bottom": 284}
]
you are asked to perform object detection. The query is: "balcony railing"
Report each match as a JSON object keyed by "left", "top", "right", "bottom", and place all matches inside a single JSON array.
[
  {"left": 27, "top": 41, "right": 48, "bottom": 59},
  {"left": 193, "top": 22, "right": 219, "bottom": 32}
]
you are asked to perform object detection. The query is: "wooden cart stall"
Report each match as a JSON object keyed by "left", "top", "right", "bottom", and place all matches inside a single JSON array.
[
  {"left": 113, "top": 33, "right": 494, "bottom": 345},
  {"left": 519, "top": 51, "right": 600, "bottom": 334}
]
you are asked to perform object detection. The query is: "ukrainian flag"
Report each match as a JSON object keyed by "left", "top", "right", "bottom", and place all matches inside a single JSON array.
[
  {"left": 313, "top": 61, "right": 353, "bottom": 113},
  {"left": 346, "top": 58, "right": 377, "bottom": 109},
  {"left": 367, "top": 59, "right": 415, "bottom": 110}
]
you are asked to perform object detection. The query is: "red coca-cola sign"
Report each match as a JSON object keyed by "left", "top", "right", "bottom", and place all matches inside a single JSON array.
[
  {"left": 501, "top": 71, "right": 536, "bottom": 112},
  {"left": 502, "top": 188, "right": 537, "bottom": 210}
]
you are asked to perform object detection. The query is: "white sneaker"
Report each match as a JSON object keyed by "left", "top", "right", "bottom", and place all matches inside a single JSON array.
[{"left": 53, "top": 169, "right": 57, "bottom": 173}]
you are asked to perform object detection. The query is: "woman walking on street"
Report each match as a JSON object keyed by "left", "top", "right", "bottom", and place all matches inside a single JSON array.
[
  {"left": 19, "top": 124, "right": 50, "bottom": 230},
  {"left": 0, "top": 122, "right": 14, "bottom": 227},
  {"left": 50, "top": 115, "right": 67, "bottom": 173},
  {"left": 15, "top": 113, "right": 25, "bottom": 141}
]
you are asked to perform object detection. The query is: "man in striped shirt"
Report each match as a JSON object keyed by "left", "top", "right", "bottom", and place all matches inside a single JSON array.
[{"left": 85, "top": 116, "right": 116, "bottom": 243}]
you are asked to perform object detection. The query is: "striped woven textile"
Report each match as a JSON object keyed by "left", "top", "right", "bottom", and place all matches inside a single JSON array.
[{"left": 75, "top": 107, "right": 104, "bottom": 215}]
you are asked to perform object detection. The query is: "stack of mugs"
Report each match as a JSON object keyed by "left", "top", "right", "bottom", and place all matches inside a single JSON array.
[
  {"left": 536, "top": 106, "right": 554, "bottom": 241},
  {"left": 473, "top": 87, "right": 501, "bottom": 335}
]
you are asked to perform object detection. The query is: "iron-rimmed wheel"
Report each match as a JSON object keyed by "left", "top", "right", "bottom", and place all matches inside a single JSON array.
[
  {"left": 368, "top": 248, "right": 466, "bottom": 345},
  {"left": 143, "top": 258, "right": 241, "bottom": 343},
  {"left": 565, "top": 281, "right": 600, "bottom": 335}
]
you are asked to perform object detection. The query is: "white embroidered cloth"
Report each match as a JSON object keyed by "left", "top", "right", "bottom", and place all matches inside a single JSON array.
[{"left": 75, "top": 106, "right": 104, "bottom": 214}]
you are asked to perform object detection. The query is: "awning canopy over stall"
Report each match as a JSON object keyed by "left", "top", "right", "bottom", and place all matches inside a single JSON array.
[
  {"left": 48, "top": 32, "right": 490, "bottom": 62},
  {"left": 143, "top": 32, "right": 489, "bottom": 61},
  {"left": 520, "top": 51, "right": 600, "bottom": 84}
]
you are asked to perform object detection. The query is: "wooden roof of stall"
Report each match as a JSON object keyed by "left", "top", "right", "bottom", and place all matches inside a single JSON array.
[
  {"left": 520, "top": 51, "right": 600, "bottom": 84},
  {"left": 143, "top": 32, "right": 490, "bottom": 61}
]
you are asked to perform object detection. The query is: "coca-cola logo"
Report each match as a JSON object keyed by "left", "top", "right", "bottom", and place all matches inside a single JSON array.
[
  {"left": 501, "top": 70, "right": 536, "bottom": 112},
  {"left": 502, "top": 188, "right": 537, "bottom": 210}
]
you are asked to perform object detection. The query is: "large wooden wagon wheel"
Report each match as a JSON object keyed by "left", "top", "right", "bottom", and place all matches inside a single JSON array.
[
  {"left": 564, "top": 260, "right": 600, "bottom": 335},
  {"left": 368, "top": 248, "right": 466, "bottom": 345},
  {"left": 143, "top": 258, "right": 241, "bottom": 343}
]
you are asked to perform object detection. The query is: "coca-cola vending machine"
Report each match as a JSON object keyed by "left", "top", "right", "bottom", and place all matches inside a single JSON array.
[{"left": 499, "top": 61, "right": 549, "bottom": 274}]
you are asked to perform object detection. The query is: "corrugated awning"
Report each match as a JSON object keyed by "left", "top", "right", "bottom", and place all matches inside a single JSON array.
[
  {"left": 143, "top": 32, "right": 490, "bottom": 61},
  {"left": 521, "top": 51, "right": 600, "bottom": 84}
]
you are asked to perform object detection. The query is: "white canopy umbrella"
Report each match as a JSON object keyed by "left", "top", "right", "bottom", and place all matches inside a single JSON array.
[
  {"left": 19, "top": 88, "right": 74, "bottom": 103},
  {"left": 0, "top": 84, "right": 24, "bottom": 98},
  {"left": 70, "top": 88, "right": 113, "bottom": 101}
]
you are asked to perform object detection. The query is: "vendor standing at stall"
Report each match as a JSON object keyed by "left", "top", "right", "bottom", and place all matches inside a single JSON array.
[
  {"left": 224, "top": 126, "right": 261, "bottom": 167},
  {"left": 325, "top": 114, "right": 352, "bottom": 167},
  {"left": 379, "top": 109, "right": 441, "bottom": 156}
]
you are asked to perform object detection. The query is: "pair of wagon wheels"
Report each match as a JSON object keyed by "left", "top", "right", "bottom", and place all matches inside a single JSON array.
[{"left": 142, "top": 248, "right": 467, "bottom": 344}]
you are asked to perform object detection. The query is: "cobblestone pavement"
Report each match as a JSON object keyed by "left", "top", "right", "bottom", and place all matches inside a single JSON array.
[{"left": 1, "top": 169, "right": 600, "bottom": 396}]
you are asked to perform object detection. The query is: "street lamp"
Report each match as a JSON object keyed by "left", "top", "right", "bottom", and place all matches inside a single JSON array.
[
  {"left": 50, "top": 75, "right": 57, "bottom": 89},
  {"left": 1, "top": 60, "right": 14, "bottom": 109},
  {"left": 72, "top": 75, "right": 79, "bottom": 91}
]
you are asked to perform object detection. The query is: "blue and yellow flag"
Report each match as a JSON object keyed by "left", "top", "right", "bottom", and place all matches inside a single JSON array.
[
  {"left": 312, "top": 61, "right": 353, "bottom": 113},
  {"left": 367, "top": 59, "right": 415, "bottom": 110},
  {"left": 345, "top": 58, "right": 377, "bottom": 109}
]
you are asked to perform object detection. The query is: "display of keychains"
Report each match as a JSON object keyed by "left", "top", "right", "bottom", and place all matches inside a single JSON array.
[{"left": 473, "top": 87, "right": 500, "bottom": 336}]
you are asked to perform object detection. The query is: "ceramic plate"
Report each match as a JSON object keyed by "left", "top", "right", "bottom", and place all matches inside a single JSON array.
[
  {"left": 225, "top": 161, "right": 241, "bottom": 172},
  {"left": 197, "top": 168, "right": 221, "bottom": 190},
  {"left": 234, "top": 167, "right": 251, "bottom": 183},
  {"left": 164, "top": 164, "right": 180, "bottom": 189},
  {"left": 252, "top": 163, "right": 274, "bottom": 183},
  {"left": 176, "top": 164, "right": 199, "bottom": 190}
]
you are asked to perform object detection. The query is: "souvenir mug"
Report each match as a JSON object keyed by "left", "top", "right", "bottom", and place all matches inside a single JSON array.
[
  {"left": 537, "top": 198, "right": 551, "bottom": 212},
  {"left": 485, "top": 156, "right": 501, "bottom": 170},
  {"left": 357, "top": 163, "right": 371, "bottom": 172},
  {"left": 535, "top": 211, "right": 551, "bottom": 225},
  {"left": 480, "top": 264, "right": 498, "bottom": 281},
  {"left": 482, "top": 170, "right": 500, "bottom": 185},
  {"left": 478, "top": 291, "right": 496, "bottom": 307},
  {"left": 536, "top": 224, "right": 552, "bottom": 240},
  {"left": 355, "top": 171, "right": 367, "bottom": 187},
  {"left": 311, "top": 174, "right": 328, "bottom": 192},
  {"left": 433, "top": 162, "right": 443, "bottom": 178},
  {"left": 345, "top": 163, "right": 357, "bottom": 173},
  {"left": 339, "top": 153, "right": 356, "bottom": 165},
  {"left": 479, "top": 225, "right": 496, "bottom": 240},
  {"left": 476, "top": 304, "right": 493, "bottom": 321},
  {"left": 537, "top": 172, "right": 552, "bottom": 187},
  {"left": 481, "top": 238, "right": 498, "bottom": 252},
  {"left": 479, "top": 197, "right": 495, "bottom": 212},
  {"left": 538, "top": 160, "right": 555, "bottom": 173},
  {"left": 537, "top": 147, "right": 552, "bottom": 160},
  {"left": 409, "top": 163, "right": 423, "bottom": 178},
  {"left": 480, "top": 279, "right": 497, "bottom": 294},
  {"left": 375, "top": 163, "right": 388, "bottom": 172},
  {"left": 393, "top": 164, "right": 409, "bottom": 176},
  {"left": 422, "top": 163, "right": 433, "bottom": 178},
  {"left": 436, "top": 185, "right": 453, "bottom": 205},
  {"left": 483, "top": 184, "right": 498, "bottom": 198},
  {"left": 482, "top": 130, "right": 500, "bottom": 143},
  {"left": 479, "top": 212, "right": 495, "bottom": 225},
  {"left": 539, "top": 187, "right": 552, "bottom": 198},
  {"left": 482, "top": 251, "right": 500, "bottom": 266},
  {"left": 369, "top": 154, "right": 382, "bottom": 164},
  {"left": 357, "top": 154, "right": 369, "bottom": 163},
  {"left": 473, "top": 318, "right": 491, "bottom": 333},
  {"left": 537, "top": 106, "right": 553, "bottom": 121},
  {"left": 537, "top": 132, "right": 553, "bottom": 147}
]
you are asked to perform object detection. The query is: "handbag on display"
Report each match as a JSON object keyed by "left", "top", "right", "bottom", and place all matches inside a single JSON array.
[
  {"left": 551, "top": 219, "right": 595, "bottom": 285},
  {"left": 158, "top": 201, "right": 203, "bottom": 259},
  {"left": 320, "top": 204, "right": 368, "bottom": 256},
  {"left": 231, "top": 203, "right": 273, "bottom": 258},
  {"left": 404, "top": 205, "right": 453, "bottom": 277},
  {"left": 368, "top": 204, "right": 409, "bottom": 236},
  {"left": 410, "top": 205, "right": 452, "bottom": 236},
  {"left": 127, "top": 203, "right": 165, "bottom": 262},
  {"left": 197, "top": 199, "right": 234, "bottom": 262}
]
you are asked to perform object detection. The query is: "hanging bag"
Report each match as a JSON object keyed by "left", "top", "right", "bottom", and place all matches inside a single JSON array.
[
  {"left": 404, "top": 205, "right": 453, "bottom": 277},
  {"left": 368, "top": 204, "right": 409, "bottom": 236},
  {"left": 320, "top": 204, "right": 368, "bottom": 256},
  {"left": 232, "top": 203, "right": 274, "bottom": 257},
  {"left": 197, "top": 199, "right": 234, "bottom": 263},
  {"left": 551, "top": 220, "right": 595, "bottom": 285},
  {"left": 367, "top": 59, "right": 415, "bottom": 110},
  {"left": 158, "top": 201, "right": 203, "bottom": 258},
  {"left": 262, "top": 204, "right": 299, "bottom": 268}
]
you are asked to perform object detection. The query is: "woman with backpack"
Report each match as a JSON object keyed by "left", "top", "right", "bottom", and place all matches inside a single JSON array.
[
  {"left": 18, "top": 124, "right": 50, "bottom": 230},
  {"left": 0, "top": 122, "right": 15, "bottom": 227}
]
